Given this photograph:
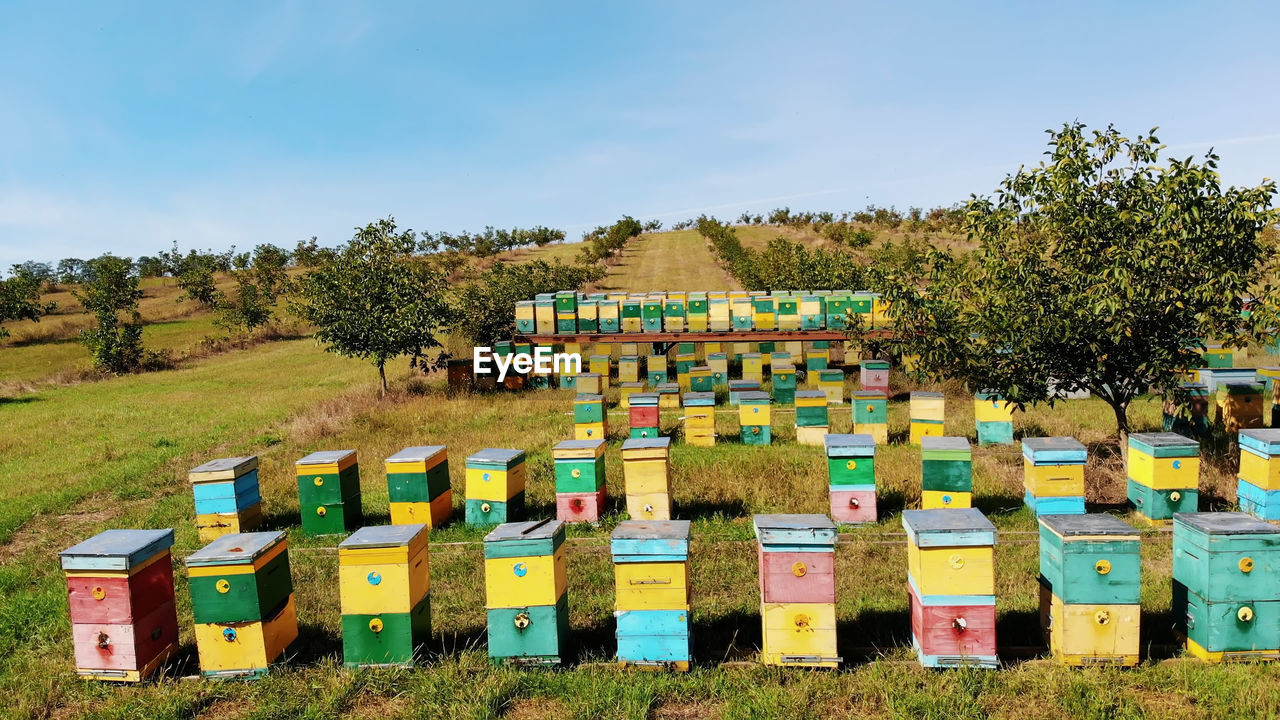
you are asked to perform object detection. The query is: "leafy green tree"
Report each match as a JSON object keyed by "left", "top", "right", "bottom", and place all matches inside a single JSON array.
[
  {"left": 452, "top": 259, "right": 605, "bottom": 346},
  {"left": 135, "top": 256, "right": 165, "bottom": 278},
  {"left": 56, "top": 258, "right": 86, "bottom": 285},
  {"left": 75, "top": 255, "right": 145, "bottom": 373},
  {"left": 875, "top": 123, "right": 1279, "bottom": 440},
  {"left": 291, "top": 217, "right": 452, "bottom": 394},
  {"left": 0, "top": 268, "right": 53, "bottom": 340}
]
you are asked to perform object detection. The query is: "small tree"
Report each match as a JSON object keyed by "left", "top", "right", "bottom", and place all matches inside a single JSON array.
[
  {"left": 876, "top": 123, "right": 1279, "bottom": 441},
  {"left": 291, "top": 217, "right": 452, "bottom": 394},
  {"left": 1, "top": 268, "right": 53, "bottom": 340},
  {"left": 75, "top": 255, "right": 145, "bottom": 373}
]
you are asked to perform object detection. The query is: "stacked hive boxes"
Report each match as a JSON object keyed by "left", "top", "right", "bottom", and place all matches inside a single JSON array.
[
  {"left": 622, "top": 299, "right": 642, "bottom": 332},
  {"left": 825, "top": 294, "right": 850, "bottom": 329},
  {"left": 1173, "top": 512, "right": 1280, "bottom": 662},
  {"left": 739, "top": 391, "right": 772, "bottom": 446},
  {"left": 974, "top": 391, "right": 1014, "bottom": 445},
  {"left": 709, "top": 297, "right": 732, "bottom": 331},
  {"left": 338, "top": 524, "right": 430, "bottom": 668},
  {"left": 772, "top": 364, "right": 797, "bottom": 405},
  {"left": 573, "top": 393, "right": 607, "bottom": 441},
  {"left": 465, "top": 449, "right": 527, "bottom": 526},
  {"left": 825, "top": 434, "right": 876, "bottom": 523},
  {"left": 853, "top": 391, "right": 889, "bottom": 445},
  {"left": 484, "top": 520, "right": 569, "bottom": 665},
  {"left": 515, "top": 301, "right": 535, "bottom": 334},
  {"left": 1219, "top": 383, "right": 1265, "bottom": 432},
  {"left": 588, "top": 354, "right": 610, "bottom": 382},
  {"left": 534, "top": 296, "right": 555, "bottom": 335},
  {"left": 629, "top": 393, "right": 661, "bottom": 439},
  {"left": 1238, "top": 430, "right": 1280, "bottom": 521},
  {"left": 612, "top": 520, "right": 693, "bottom": 670},
  {"left": 190, "top": 457, "right": 262, "bottom": 542},
  {"left": 805, "top": 343, "right": 829, "bottom": 372},
  {"left": 664, "top": 297, "right": 686, "bottom": 332},
  {"left": 675, "top": 352, "right": 696, "bottom": 391},
  {"left": 599, "top": 298, "right": 620, "bottom": 333},
  {"left": 799, "top": 295, "right": 825, "bottom": 330},
  {"left": 619, "top": 355, "right": 640, "bottom": 384},
  {"left": 729, "top": 379, "right": 760, "bottom": 404},
  {"left": 777, "top": 295, "right": 800, "bottom": 331},
  {"left": 1127, "top": 432, "right": 1199, "bottom": 523},
  {"left": 619, "top": 381, "right": 644, "bottom": 408},
  {"left": 296, "top": 450, "right": 363, "bottom": 536},
  {"left": 187, "top": 531, "right": 298, "bottom": 678},
  {"left": 752, "top": 295, "right": 776, "bottom": 330},
  {"left": 622, "top": 438, "right": 672, "bottom": 521},
  {"left": 741, "top": 353, "right": 763, "bottom": 383},
  {"left": 1022, "top": 437, "right": 1087, "bottom": 516},
  {"left": 816, "top": 369, "right": 844, "bottom": 404},
  {"left": 555, "top": 291, "right": 577, "bottom": 334},
  {"left": 1203, "top": 344, "right": 1234, "bottom": 368},
  {"left": 754, "top": 514, "right": 840, "bottom": 668},
  {"left": 553, "top": 439, "right": 608, "bottom": 523},
  {"left": 687, "top": 294, "right": 708, "bottom": 331},
  {"left": 1163, "top": 383, "right": 1211, "bottom": 437},
  {"left": 577, "top": 373, "right": 604, "bottom": 395},
  {"left": 921, "top": 437, "right": 972, "bottom": 510},
  {"left": 707, "top": 353, "right": 729, "bottom": 386},
  {"left": 683, "top": 392, "right": 716, "bottom": 447},
  {"left": 909, "top": 392, "right": 945, "bottom": 444},
  {"left": 903, "top": 508, "right": 998, "bottom": 668},
  {"left": 1038, "top": 515, "right": 1140, "bottom": 666},
  {"left": 861, "top": 360, "right": 890, "bottom": 395},
  {"left": 732, "top": 296, "right": 754, "bottom": 331},
  {"left": 657, "top": 383, "right": 682, "bottom": 409},
  {"left": 795, "top": 390, "right": 829, "bottom": 446},
  {"left": 770, "top": 350, "right": 792, "bottom": 369},
  {"left": 647, "top": 354, "right": 668, "bottom": 386},
  {"left": 385, "top": 445, "right": 452, "bottom": 529},
  {"left": 61, "top": 529, "right": 179, "bottom": 682},
  {"left": 641, "top": 297, "right": 663, "bottom": 332}
]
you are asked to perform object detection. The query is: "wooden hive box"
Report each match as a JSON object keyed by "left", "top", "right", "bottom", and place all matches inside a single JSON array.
[
  {"left": 534, "top": 298, "right": 556, "bottom": 335},
  {"left": 646, "top": 354, "right": 668, "bottom": 386},
  {"left": 190, "top": 456, "right": 263, "bottom": 542},
  {"left": 731, "top": 297, "right": 755, "bottom": 331},
  {"left": 611, "top": 520, "right": 693, "bottom": 671},
  {"left": 598, "top": 299, "right": 620, "bottom": 333},
  {"left": 576, "top": 372, "right": 604, "bottom": 396},
  {"left": 674, "top": 353, "right": 696, "bottom": 391},
  {"left": 1203, "top": 344, "right": 1234, "bottom": 368},
  {"left": 776, "top": 294, "right": 801, "bottom": 331},
  {"left": 738, "top": 391, "right": 772, "bottom": 446},
  {"left": 61, "top": 529, "right": 178, "bottom": 682},
  {"left": 741, "top": 352, "right": 764, "bottom": 383},
  {"left": 706, "top": 353, "right": 729, "bottom": 386},
  {"left": 805, "top": 346, "right": 829, "bottom": 373},
  {"left": 1021, "top": 437, "right": 1087, "bottom": 516},
  {"left": 642, "top": 297, "right": 664, "bottom": 333},
  {"left": 484, "top": 520, "right": 569, "bottom": 665},
  {"left": 794, "top": 390, "right": 829, "bottom": 447},
  {"left": 662, "top": 297, "right": 686, "bottom": 333},
  {"left": 758, "top": 341, "right": 776, "bottom": 367},
  {"left": 852, "top": 391, "right": 889, "bottom": 445},
  {"left": 688, "top": 365, "right": 714, "bottom": 393},
  {"left": 573, "top": 393, "right": 607, "bottom": 441},
  {"left": 753, "top": 514, "right": 839, "bottom": 668},
  {"left": 973, "top": 391, "right": 1014, "bottom": 446},
  {"left": 618, "top": 341, "right": 639, "bottom": 357},
  {"left": 1172, "top": 512, "right": 1280, "bottom": 661},
  {"left": 682, "top": 392, "right": 716, "bottom": 447},
  {"left": 588, "top": 353, "right": 611, "bottom": 379},
  {"left": 860, "top": 360, "right": 890, "bottom": 395},
  {"left": 752, "top": 296, "right": 776, "bottom": 331},
  {"left": 621, "top": 299, "right": 643, "bottom": 333},
  {"left": 816, "top": 369, "right": 844, "bottom": 404},
  {"left": 686, "top": 294, "right": 709, "bottom": 332},
  {"left": 769, "top": 351, "right": 792, "bottom": 369},
  {"left": 1219, "top": 382, "right": 1264, "bottom": 432},
  {"left": 909, "top": 391, "right": 945, "bottom": 445},
  {"left": 295, "top": 450, "right": 363, "bottom": 536},
  {"left": 385, "top": 445, "right": 452, "bottom": 529},
  {"left": 1239, "top": 429, "right": 1280, "bottom": 521},
  {"left": 708, "top": 297, "right": 732, "bottom": 331},
  {"left": 515, "top": 301, "right": 536, "bottom": 335},
  {"left": 1163, "top": 382, "right": 1211, "bottom": 438},
  {"left": 621, "top": 437, "right": 672, "bottom": 521},
  {"left": 1127, "top": 432, "right": 1199, "bottom": 523},
  {"left": 553, "top": 439, "right": 608, "bottom": 523},
  {"left": 825, "top": 434, "right": 876, "bottom": 523},
  {"left": 628, "top": 393, "right": 661, "bottom": 439},
  {"left": 186, "top": 531, "right": 297, "bottom": 678},
  {"left": 618, "top": 355, "right": 640, "bottom": 384},
  {"left": 799, "top": 295, "right": 826, "bottom": 330},
  {"left": 772, "top": 364, "right": 797, "bottom": 405},
  {"left": 464, "top": 449, "right": 528, "bottom": 526},
  {"left": 729, "top": 379, "right": 761, "bottom": 405},
  {"left": 825, "top": 293, "right": 851, "bottom": 329},
  {"left": 619, "top": 381, "right": 645, "bottom": 409},
  {"left": 656, "top": 382, "right": 682, "bottom": 409},
  {"left": 920, "top": 436, "right": 972, "bottom": 510},
  {"left": 338, "top": 524, "right": 431, "bottom": 668}
]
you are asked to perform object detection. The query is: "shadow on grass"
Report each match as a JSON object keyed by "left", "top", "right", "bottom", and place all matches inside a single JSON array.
[
  {"left": 0, "top": 395, "right": 41, "bottom": 405},
  {"left": 291, "top": 622, "right": 343, "bottom": 666},
  {"left": 996, "top": 608, "right": 1044, "bottom": 656},
  {"left": 973, "top": 492, "right": 1024, "bottom": 518},
  {"left": 839, "top": 607, "right": 911, "bottom": 663},
  {"left": 674, "top": 498, "right": 751, "bottom": 521},
  {"left": 696, "top": 609, "right": 761, "bottom": 664}
]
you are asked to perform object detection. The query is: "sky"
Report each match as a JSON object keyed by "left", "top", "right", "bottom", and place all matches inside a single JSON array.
[{"left": 1, "top": 1, "right": 1278, "bottom": 268}]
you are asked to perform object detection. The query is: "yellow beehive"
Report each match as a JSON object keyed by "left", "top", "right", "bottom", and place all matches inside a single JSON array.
[
  {"left": 760, "top": 603, "right": 838, "bottom": 669},
  {"left": 682, "top": 393, "right": 716, "bottom": 447},
  {"left": 483, "top": 541, "right": 568, "bottom": 610},
  {"left": 920, "top": 490, "right": 972, "bottom": 510},
  {"left": 613, "top": 560, "right": 689, "bottom": 610},
  {"left": 619, "top": 382, "right": 645, "bottom": 409},
  {"left": 1047, "top": 595, "right": 1139, "bottom": 667},
  {"left": 338, "top": 526, "right": 430, "bottom": 617},
  {"left": 619, "top": 357, "right": 640, "bottom": 384},
  {"left": 741, "top": 354, "right": 763, "bottom": 383},
  {"left": 622, "top": 438, "right": 672, "bottom": 521},
  {"left": 907, "top": 532, "right": 994, "bottom": 597},
  {"left": 784, "top": 341, "right": 803, "bottom": 357},
  {"left": 974, "top": 396, "right": 1014, "bottom": 423},
  {"left": 1023, "top": 461, "right": 1085, "bottom": 498}
]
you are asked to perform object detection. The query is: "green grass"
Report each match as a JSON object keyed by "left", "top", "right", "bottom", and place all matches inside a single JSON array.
[{"left": 593, "top": 231, "right": 740, "bottom": 292}]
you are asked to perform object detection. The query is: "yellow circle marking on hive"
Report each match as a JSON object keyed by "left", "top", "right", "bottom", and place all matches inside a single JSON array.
[
  {"left": 1170, "top": 491, "right": 1182, "bottom": 502},
  {"left": 846, "top": 460, "right": 857, "bottom": 470},
  {"left": 791, "top": 562, "right": 807, "bottom": 577},
  {"left": 866, "top": 405, "right": 874, "bottom": 412},
  {"left": 316, "top": 506, "right": 327, "bottom": 516},
  {"left": 1240, "top": 557, "right": 1254, "bottom": 573},
  {"left": 216, "top": 579, "right": 231, "bottom": 594},
  {"left": 949, "top": 554, "right": 965, "bottom": 569},
  {"left": 514, "top": 612, "right": 531, "bottom": 629},
  {"left": 1239, "top": 606, "right": 1255, "bottom": 622},
  {"left": 91, "top": 586, "right": 106, "bottom": 601},
  {"left": 369, "top": 618, "right": 384, "bottom": 633},
  {"left": 314, "top": 476, "right": 324, "bottom": 486},
  {"left": 571, "top": 468, "right": 581, "bottom": 479},
  {"left": 1095, "top": 559, "right": 1112, "bottom": 575},
  {"left": 480, "top": 502, "right": 491, "bottom": 513},
  {"left": 794, "top": 614, "right": 811, "bottom": 629}
]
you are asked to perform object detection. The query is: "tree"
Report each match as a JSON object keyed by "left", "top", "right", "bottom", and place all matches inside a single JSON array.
[
  {"left": 175, "top": 251, "right": 223, "bottom": 309},
  {"left": 875, "top": 123, "right": 1279, "bottom": 441},
  {"left": 56, "top": 258, "right": 86, "bottom": 285},
  {"left": 74, "top": 255, "right": 145, "bottom": 373},
  {"left": 214, "top": 244, "right": 295, "bottom": 335},
  {"left": 136, "top": 256, "right": 165, "bottom": 278},
  {"left": 452, "top": 259, "right": 605, "bottom": 346},
  {"left": 291, "top": 217, "right": 452, "bottom": 394},
  {"left": 0, "top": 268, "right": 53, "bottom": 340}
]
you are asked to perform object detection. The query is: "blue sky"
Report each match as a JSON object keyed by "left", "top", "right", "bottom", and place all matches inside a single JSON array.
[{"left": 1, "top": 1, "right": 1278, "bottom": 267}]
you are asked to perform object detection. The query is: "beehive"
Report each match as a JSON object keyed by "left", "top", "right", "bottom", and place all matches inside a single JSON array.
[
  {"left": 851, "top": 390, "right": 889, "bottom": 445},
  {"left": 689, "top": 366, "right": 714, "bottom": 393},
  {"left": 1022, "top": 437, "right": 1087, "bottom": 516},
  {"left": 1218, "top": 382, "right": 1264, "bottom": 432},
  {"left": 1203, "top": 344, "right": 1234, "bottom": 368},
  {"left": 550, "top": 439, "right": 608, "bottom": 523},
  {"left": 731, "top": 297, "right": 754, "bottom": 331},
  {"left": 1259, "top": 367, "right": 1280, "bottom": 426},
  {"left": 795, "top": 390, "right": 829, "bottom": 447},
  {"left": 1238, "top": 430, "right": 1280, "bottom": 521},
  {"left": 754, "top": 514, "right": 839, "bottom": 667},
  {"left": 598, "top": 299, "right": 620, "bottom": 333},
  {"left": 339, "top": 524, "right": 430, "bottom": 668},
  {"left": 739, "top": 391, "right": 772, "bottom": 446},
  {"left": 729, "top": 379, "right": 761, "bottom": 405},
  {"left": 622, "top": 438, "right": 672, "bottom": 521},
  {"left": 759, "top": 341, "right": 776, "bottom": 367},
  {"left": 663, "top": 297, "right": 686, "bottom": 332},
  {"left": 190, "top": 457, "right": 263, "bottom": 542},
  {"left": 588, "top": 354, "right": 611, "bottom": 381},
  {"left": 515, "top": 301, "right": 535, "bottom": 335},
  {"left": 824, "top": 293, "right": 850, "bottom": 329},
  {"left": 576, "top": 372, "right": 604, "bottom": 395},
  {"left": 902, "top": 508, "right": 998, "bottom": 668},
  {"left": 656, "top": 382, "right": 682, "bottom": 409},
  {"left": 816, "top": 369, "right": 844, "bottom": 404},
  {"left": 619, "top": 356, "right": 640, "bottom": 384},
  {"left": 741, "top": 353, "right": 764, "bottom": 383},
  {"left": 825, "top": 434, "right": 876, "bottom": 523},
  {"left": 619, "top": 381, "right": 644, "bottom": 409},
  {"left": 682, "top": 392, "right": 716, "bottom": 447},
  {"left": 772, "top": 364, "right": 797, "bottom": 405},
  {"left": 1163, "top": 383, "right": 1210, "bottom": 438},
  {"left": 534, "top": 298, "right": 556, "bottom": 335},
  {"left": 799, "top": 295, "right": 826, "bottom": 331},
  {"left": 484, "top": 520, "right": 569, "bottom": 665},
  {"left": 776, "top": 294, "right": 801, "bottom": 331},
  {"left": 647, "top": 354, "right": 668, "bottom": 386},
  {"left": 385, "top": 445, "right": 452, "bottom": 529},
  {"left": 1172, "top": 512, "right": 1280, "bottom": 662},
  {"left": 709, "top": 297, "right": 732, "bottom": 331},
  {"left": 1038, "top": 514, "right": 1140, "bottom": 666},
  {"left": 573, "top": 393, "right": 608, "bottom": 441},
  {"left": 861, "top": 360, "right": 890, "bottom": 395},
  {"left": 909, "top": 391, "right": 945, "bottom": 445},
  {"left": 577, "top": 300, "right": 598, "bottom": 333},
  {"left": 61, "top": 529, "right": 179, "bottom": 681},
  {"left": 628, "top": 392, "right": 661, "bottom": 439},
  {"left": 687, "top": 294, "right": 709, "bottom": 332},
  {"left": 752, "top": 296, "right": 776, "bottom": 331},
  {"left": 642, "top": 298, "right": 663, "bottom": 332},
  {"left": 805, "top": 345, "right": 829, "bottom": 373},
  {"left": 769, "top": 351, "right": 792, "bottom": 369},
  {"left": 1127, "top": 432, "right": 1199, "bottom": 523},
  {"left": 186, "top": 531, "right": 298, "bottom": 678},
  {"left": 612, "top": 520, "right": 692, "bottom": 671},
  {"left": 465, "top": 449, "right": 527, "bottom": 526},
  {"left": 622, "top": 299, "right": 643, "bottom": 333},
  {"left": 674, "top": 352, "right": 696, "bottom": 391},
  {"left": 295, "top": 450, "right": 363, "bottom": 536},
  {"left": 921, "top": 437, "right": 972, "bottom": 510},
  {"left": 707, "top": 353, "right": 729, "bottom": 387},
  {"left": 973, "top": 391, "right": 1014, "bottom": 446}
]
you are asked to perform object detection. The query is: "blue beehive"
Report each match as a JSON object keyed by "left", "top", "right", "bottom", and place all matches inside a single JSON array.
[{"left": 611, "top": 520, "right": 692, "bottom": 671}]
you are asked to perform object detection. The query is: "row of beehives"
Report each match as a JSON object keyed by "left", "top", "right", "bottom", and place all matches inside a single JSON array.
[
  {"left": 1166, "top": 367, "right": 1280, "bottom": 436},
  {"left": 515, "top": 290, "right": 892, "bottom": 335},
  {"left": 60, "top": 505, "right": 1280, "bottom": 680}
]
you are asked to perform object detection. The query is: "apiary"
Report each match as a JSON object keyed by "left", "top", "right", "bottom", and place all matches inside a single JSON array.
[
  {"left": 385, "top": 445, "right": 452, "bottom": 529},
  {"left": 861, "top": 360, "right": 890, "bottom": 395},
  {"left": 795, "top": 390, "right": 829, "bottom": 447},
  {"left": 752, "top": 296, "right": 776, "bottom": 331},
  {"left": 612, "top": 520, "right": 692, "bottom": 670},
  {"left": 186, "top": 531, "right": 298, "bottom": 678},
  {"left": 629, "top": 392, "right": 661, "bottom": 439},
  {"left": 1127, "top": 432, "right": 1199, "bottom": 523},
  {"left": 974, "top": 391, "right": 1014, "bottom": 445},
  {"left": 619, "top": 355, "right": 640, "bottom": 384},
  {"left": 729, "top": 379, "right": 761, "bottom": 405},
  {"left": 599, "top": 299, "right": 620, "bottom": 333},
  {"left": 754, "top": 514, "right": 840, "bottom": 668},
  {"left": 338, "top": 524, "right": 431, "bottom": 668},
  {"left": 816, "top": 369, "right": 844, "bottom": 404},
  {"left": 825, "top": 434, "right": 876, "bottom": 523},
  {"left": 741, "top": 353, "right": 764, "bottom": 383},
  {"left": 920, "top": 436, "right": 972, "bottom": 510},
  {"left": 622, "top": 299, "right": 643, "bottom": 333},
  {"left": 516, "top": 301, "right": 535, "bottom": 335},
  {"left": 852, "top": 390, "right": 889, "bottom": 445},
  {"left": 909, "top": 391, "right": 945, "bottom": 445},
  {"left": 484, "top": 520, "right": 569, "bottom": 665},
  {"left": 465, "top": 449, "right": 528, "bottom": 526},
  {"left": 622, "top": 437, "right": 672, "bottom": 521},
  {"left": 295, "top": 450, "right": 363, "bottom": 536},
  {"left": 707, "top": 353, "right": 729, "bottom": 386},
  {"left": 61, "top": 529, "right": 179, "bottom": 682},
  {"left": 190, "top": 456, "right": 263, "bottom": 542},
  {"left": 553, "top": 439, "right": 608, "bottom": 523},
  {"left": 683, "top": 392, "right": 716, "bottom": 447},
  {"left": 647, "top": 354, "right": 668, "bottom": 386},
  {"left": 663, "top": 297, "right": 686, "bottom": 332},
  {"left": 772, "top": 364, "right": 797, "bottom": 405},
  {"left": 739, "top": 391, "right": 772, "bottom": 446},
  {"left": 1238, "top": 429, "right": 1280, "bottom": 521},
  {"left": 689, "top": 366, "right": 714, "bottom": 393},
  {"left": 1022, "top": 437, "right": 1087, "bottom": 516},
  {"left": 902, "top": 508, "right": 997, "bottom": 668},
  {"left": 573, "top": 393, "right": 608, "bottom": 441},
  {"left": 687, "top": 294, "right": 708, "bottom": 332}
]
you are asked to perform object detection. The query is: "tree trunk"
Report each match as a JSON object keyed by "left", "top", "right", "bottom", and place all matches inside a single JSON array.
[
  {"left": 378, "top": 362, "right": 387, "bottom": 396},
  {"left": 1110, "top": 398, "right": 1130, "bottom": 452}
]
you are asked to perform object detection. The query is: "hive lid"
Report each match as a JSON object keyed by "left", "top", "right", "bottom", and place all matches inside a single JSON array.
[
  {"left": 901, "top": 508, "right": 996, "bottom": 547},
  {"left": 553, "top": 439, "right": 607, "bottom": 459},
  {"left": 577, "top": 373, "right": 602, "bottom": 380},
  {"left": 921, "top": 436, "right": 971, "bottom": 454},
  {"left": 862, "top": 360, "right": 890, "bottom": 370},
  {"left": 852, "top": 390, "right": 888, "bottom": 400},
  {"left": 683, "top": 392, "right": 715, "bottom": 406},
  {"left": 911, "top": 391, "right": 944, "bottom": 399},
  {"left": 385, "top": 445, "right": 447, "bottom": 464},
  {"left": 795, "top": 390, "right": 826, "bottom": 400},
  {"left": 60, "top": 529, "right": 175, "bottom": 571},
  {"left": 740, "top": 352, "right": 762, "bottom": 358},
  {"left": 629, "top": 393, "right": 660, "bottom": 405},
  {"left": 621, "top": 437, "right": 671, "bottom": 451},
  {"left": 339, "top": 524, "right": 427, "bottom": 549},
  {"left": 753, "top": 514, "right": 837, "bottom": 547},
  {"left": 466, "top": 448, "right": 526, "bottom": 465},
  {"left": 817, "top": 369, "right": 844, "bottom": 380},
  {"left": 1128, "top": 432, "right": 1198, "bottom": 457},
  {"left": 574, "top": 393, "right": 605, "bottom": 403},
  {"left": 611, "top": 519, "right": 691, "bottom": 541},
  {"left": 1174, "top": 512, "right": 1280, "bottom": 536},
  {"left": 656, "top": 383, "right": 680, "bottom": 393},
  {"left": 772, "top": 364, "right": 796, "bottom": 373},
  {"left": 189, "top": 456, "right": 258, "bottom": 481},
  {"left": 484, "top": 519, "right": 565, "bottom": 544},
  {"left": 186, "top": 531, "right": 287, "bottom": 566},
  {"left": 1039, "top": 514, "right": 1136, "bottom": 538},
  {"left": 296, "top": 449, "right": 357, "bottom": 466},
  {"left": 824, "top": 434, "right": 875, "bottom": 457},
  {"left": 1021, "top": 437, "right": 1087, "bottom": 464},
  {"left": 739, "top": 391, "right": 771, "bottom": 403},
  {"left": 1240, "top": 429, "right": 1280, "bottom": 456},
  {"left": 1223, "top": 382, "right": 1263, "bottom": 394},
  {"left": 974, "top": 390, "right": 1004, "bottom": 401}
]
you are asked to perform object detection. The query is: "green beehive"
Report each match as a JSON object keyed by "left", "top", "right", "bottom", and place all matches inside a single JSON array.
[
  {"left": 573, "top": 394, "right": 605, "bottom": 423},
  {"left": 552, "top": 439, "right": 607, "bottom": 493},
  {"left": 689, "top": 366, "right": 715, "bottom": 393},
  {"left": 663, "top": 298, "right": 686, "bottom": 331},
  {"left": 739, "top": 391, "right": 772, "bottom": 445},
  {"left": 1038, "top": 514, "right": 1140, "bottom": 605},
  {"left": 920, "top": 437, "right": 972, "bottom": 493},
  {"left": 800, "top": 295, "right": 826, "bottom": 330},
  {"left": 577, "top": 299, "right": 598, "bottom": 332},
  {"left": 554, "top": 291, "right": 577, "bottom": 314},
  {"left": 647, "top": 355, "right": 668, "bottom": 385},
  {"left": 295, "top": 450, "right": 363, "bottom": 535},
  {"left": 484, "top": 520, "right": 569, "bottom": 665},
  {"left": 853, "top": 391, "right": 887, "bottom": 424},
  {"left": 622, "top": 299, "right": 642, "bottom": 325},
  {"left": 795, "top": 390, "right": 830, "bottom": 428},
  {"left": 826, "top": 294, "right": 852, "bottom": 329},
  {"left": 772, "top": 364, "right": 797, "bottom": 405},
  {"left": 642, "top": 299, "right": 664, "bottom": 332},
  {"left": 187, "top": 531, "right": 293, "bottom": 625},
  {"left": 825, "top": 435, "right": 876, "bottom": 487}
]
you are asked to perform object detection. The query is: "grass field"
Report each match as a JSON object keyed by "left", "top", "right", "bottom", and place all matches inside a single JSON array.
[{"left": 4, "top": 232, "right": 1280, "bottom": 719}]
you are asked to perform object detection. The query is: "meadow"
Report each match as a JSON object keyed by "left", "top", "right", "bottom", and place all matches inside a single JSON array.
[{"left": 2, "top": 230, "right": 1279, "bottom": 719}]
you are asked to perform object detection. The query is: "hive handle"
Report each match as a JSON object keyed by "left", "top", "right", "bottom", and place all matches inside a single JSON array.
[{"left": 630, "top": 577, "right": 672, "bottom": 585}]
